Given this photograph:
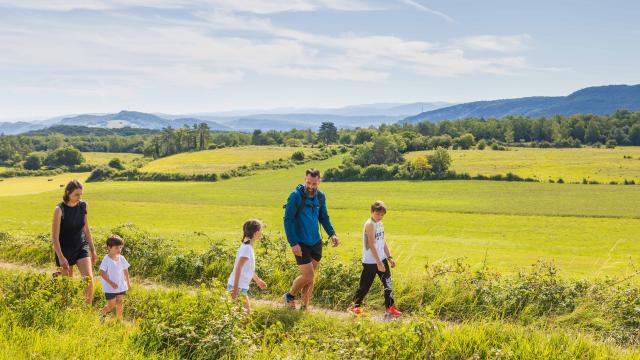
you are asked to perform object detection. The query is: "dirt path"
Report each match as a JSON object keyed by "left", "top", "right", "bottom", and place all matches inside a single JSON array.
[{"left": 0, "top": 260, "right": 396, "bottom": 322}]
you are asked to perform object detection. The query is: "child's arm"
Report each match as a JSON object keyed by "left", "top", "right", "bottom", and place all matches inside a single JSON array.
[
  {"left": 366, "top": 222, "right": 385, "bottom": 272},
  {"left": 124, "top": 268, "right": 131, "bottom": 289},
  {"left": 252, "top": 272, "right": 267, "bottom": 289},
  {"left": 231, "top": 257, "right": 249, "bottom": 299},
  {"left": 383, "top": 243, "right": 396, "bottom": 268},
  {"left": 99, "top": 270, "right": 118, "bottom": 289}
]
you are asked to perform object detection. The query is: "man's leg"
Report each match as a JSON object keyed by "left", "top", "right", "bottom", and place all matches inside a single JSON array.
[
  {"left": 300, "top": 259, "right": 319, "bottom": 307},
  {"left": 289, "top": 262, "right": 315, "bottom": 299}
]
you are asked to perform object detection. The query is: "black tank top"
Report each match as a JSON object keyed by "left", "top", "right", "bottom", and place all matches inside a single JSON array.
[{"left": 58, "top": 201, "right": 87, "bottom": 251}]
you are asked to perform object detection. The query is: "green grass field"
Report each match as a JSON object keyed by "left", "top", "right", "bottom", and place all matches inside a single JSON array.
[
  {"left": 140, "top": 146, "right": 313, "bottom": 175},
  {"left": 82, "top": 152, "right": 143, "bottom": 166},
  {"left": 0, "top": 172, "right": 90, "bottom": 196},
  {"left": 0, "top": 153, "right": 638, "bottom": 280},
  {"left": 406, "top": 146, "right": 640, "bottom": 183}
]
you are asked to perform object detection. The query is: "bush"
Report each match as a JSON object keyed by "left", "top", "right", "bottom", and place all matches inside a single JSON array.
[
  {"left": 291, "top": 150, "right": 305, "bottom": 161},
  {"left": 606, "top": 139, "right": 617, "bottom": 149},
  {"left": 87, "top": 166, "right": 116, "bottom": 182},
  {"left": 476, "top": 139, "right": 487, "bottom": 150},
  {"left": 44, "top": 146, "right": 85, "bottom": 167},
  {"left": 134, "top": 285, "right": 249, "bottom": 358},
  {"left": 108, "top": 158, "right": 124, "bottom": 170},
  {"left": 24, "top": 152, "right": 44, "bottom": 170},
  {"left": 427, "top": 147, "right": 452, "bottom": 174}
]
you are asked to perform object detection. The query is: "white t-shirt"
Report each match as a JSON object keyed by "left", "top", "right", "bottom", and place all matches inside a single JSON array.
[
  {"left": 227, "top": 243, "right": 255, "bottom": 290},
  {"left": 99, "top": 255, "right": 130, "bottom": 293},
  {"left": 362, "top": 218, "right": 386, "bottom": 264}
]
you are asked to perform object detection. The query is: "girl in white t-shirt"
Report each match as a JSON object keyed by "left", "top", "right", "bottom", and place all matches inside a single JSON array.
[
  {"left": 98, "top": 234, "right": 131, "bottom": 321},
  {"left": 227, "top": 219, "right": 267, "bottom": 313}
]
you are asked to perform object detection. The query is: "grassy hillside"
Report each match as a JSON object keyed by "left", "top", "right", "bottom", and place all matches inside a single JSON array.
[
  {"left": 140, "top": 146, "right": 314, "bottom": 175},
  {"left": 406, "top": 147, "right": 640, "bottom": 183},
  {"left": 83, "top": 152, "right": 144, "bottom": 166},
  {"left": 0, "top": 155, "right": 638, "bottom": 279}
]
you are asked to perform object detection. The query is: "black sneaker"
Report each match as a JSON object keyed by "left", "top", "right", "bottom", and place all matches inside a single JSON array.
[{"left": 283, "top": 293, "right": 296, "bottom": 308}]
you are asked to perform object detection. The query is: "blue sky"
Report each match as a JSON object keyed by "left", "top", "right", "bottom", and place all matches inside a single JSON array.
[{"left": 1, "top": 0, "right": 639, "bottom": 119}]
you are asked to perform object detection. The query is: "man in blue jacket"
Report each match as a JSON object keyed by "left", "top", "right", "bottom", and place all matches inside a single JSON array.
[{"left": 283, "top": 168, "right": 339, "bottom": 309}]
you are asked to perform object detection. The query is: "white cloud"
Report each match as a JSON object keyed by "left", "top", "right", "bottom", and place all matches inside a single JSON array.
[
  {"left": 397, "top": 0, "right": 455, "bottom": 23},
  {"left": 455, "top": 34, "right": 532, "bottom": 53},
  {"left": 0, "top": 1, "right": 542, "bottom": 104},
  {"left": 0, "top": 0, "right": 377, "bottom": 13}
]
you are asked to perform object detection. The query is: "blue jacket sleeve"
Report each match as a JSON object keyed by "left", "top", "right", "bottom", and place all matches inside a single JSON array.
[
  {"left": 319, "top": 192, "right": 336, "bottom": 237},
  {"left": 283, "top": 191, "right": 301, "bottom": 247}
]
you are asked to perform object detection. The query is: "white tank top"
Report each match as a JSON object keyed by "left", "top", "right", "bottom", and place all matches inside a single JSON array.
[{"left": 362, "top": 218, "right": 386, "bottom": 264}]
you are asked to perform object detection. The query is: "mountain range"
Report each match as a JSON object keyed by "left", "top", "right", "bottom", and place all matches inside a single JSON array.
[
  {"left": 0, "top": 102, "right": 447, "bottom": 135},
  {"left": 401, "top": 84, "right": 640, "bottom": 124},
  {"left": 1, "top": 84, "right": 639, "bottom": 135}
]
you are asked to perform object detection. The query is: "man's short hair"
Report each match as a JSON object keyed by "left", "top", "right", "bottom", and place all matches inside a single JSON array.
[
  {"left": 371, "top": 200, "right": 387, "bottom": 214},
  {"left": 306, "top": 168, "right": 321, "bottom": 178}
]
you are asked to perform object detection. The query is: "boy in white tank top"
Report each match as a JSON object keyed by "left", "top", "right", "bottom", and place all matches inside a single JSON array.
[{"left": 349, "top": 201, "right": 402, "bottom": 318}]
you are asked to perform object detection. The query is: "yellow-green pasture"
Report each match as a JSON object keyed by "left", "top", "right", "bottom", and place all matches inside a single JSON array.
[
  {"left": 0, "top": 172, "right": 90, "bottom": 196},
  {"left": 140, "top": 146, "right": 314, "bottom": 175},
  {"left": 406, "top": 147, "right": 640, "bottom": 183},
  {"left": 0, "top": 155, "right": 638, "bottom": 281},
  {"left": 83, "top": 152, "right": 143, "bottom": 166}
]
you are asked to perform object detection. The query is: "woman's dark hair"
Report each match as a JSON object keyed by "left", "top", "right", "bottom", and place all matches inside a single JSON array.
[
  {"left": 106, "top": 234, "right": 124, "bottom": 248},
  {"left": 63, "top": 179, "right": 83, "bottom": 203},
  {"left": 242, "top": 219, "right": 262, "bottom": 243}
]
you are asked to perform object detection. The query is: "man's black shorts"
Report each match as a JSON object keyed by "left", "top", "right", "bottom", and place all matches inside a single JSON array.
[{"left": 295, "top": 241, "right": 323, "bottom": 265}]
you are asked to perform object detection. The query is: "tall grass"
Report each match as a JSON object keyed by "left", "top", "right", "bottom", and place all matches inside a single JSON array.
[{"left": 1, "top": 225, "right": 638, "bottom": 347}]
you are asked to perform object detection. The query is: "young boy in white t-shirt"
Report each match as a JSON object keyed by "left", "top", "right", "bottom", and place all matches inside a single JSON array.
[
  {"left": 227, "top": 219, "right": 267, "bottom": 314},
  {"left": 98, "top": 234, "right": 130, "bottom": 321},
  {"left": 349, "top": 201, "right": 402, "bottom": 318}
]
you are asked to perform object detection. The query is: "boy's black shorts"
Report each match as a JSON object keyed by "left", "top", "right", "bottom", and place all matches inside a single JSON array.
[
  {"left": 295, "top": 241, "right": 323, "bottom": 265},
  {"left": 105, "top": 291, "right": 127, "bottom": 300}
]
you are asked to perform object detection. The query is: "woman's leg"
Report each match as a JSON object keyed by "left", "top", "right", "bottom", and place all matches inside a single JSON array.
[{"left": 76, "top": 257, "right": 95, "bottom": 305}]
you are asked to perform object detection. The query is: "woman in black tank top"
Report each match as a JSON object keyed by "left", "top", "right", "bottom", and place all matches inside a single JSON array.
[{"left": 52, "top": 179, "right": 97, "bottom": 304}]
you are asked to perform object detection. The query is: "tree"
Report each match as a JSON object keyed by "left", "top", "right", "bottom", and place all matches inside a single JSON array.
[
  {"left": 24, "top": 153, "right": 43, "bottom": 170},
  {"left": 351, "top": 136, "right": 404, "bottom": 167},
  {"left": 453, "top": 133, "right": 475, "bottom": 150},
  {"left": 44, "top": 146, "right": 84, "bottom": 167},
  {"left": 353, "top": 129, "right": 374, "bottom": 144},
  {"left": 629, "top": 124, "right": 640, "bottom": 146},
  {"left": 318, "top": 122, "right": 339, "bottom": 144},
  {"left": 251, "top": 129, "right": 266, "bottom": 145},
  {"left": 585, "top": 121, "right": 601, "bottom": 143},
  {"left": 427, "top": 147, "right": 452, "bottom": 174},
  {"left": 108, "top": 158, "right": 124, "bottom": 170}
]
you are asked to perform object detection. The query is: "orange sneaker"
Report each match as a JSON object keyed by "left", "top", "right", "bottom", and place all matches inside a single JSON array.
[
  {"left": 386, "top": 305, "right": 402, "bottom": 317},
  {"left": 349, "top": 306, "right": 364, "bottom": 316}
]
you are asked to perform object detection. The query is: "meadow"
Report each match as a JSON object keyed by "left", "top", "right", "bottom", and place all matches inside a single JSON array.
[
  {"left": 140, "top": 146, "right": 314, "bottom": 175},
  {"left": 1, "top": 146, "right": 639, "bottom": 358},
  {"left": 83, "top": 152, "right": 143, "bottom": 166},
  {"left": 0, "top": 152, "right": 638, "bottom": 280},
  {"left": 406, "top": 146, "right": 640, "bottom": 183}
]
